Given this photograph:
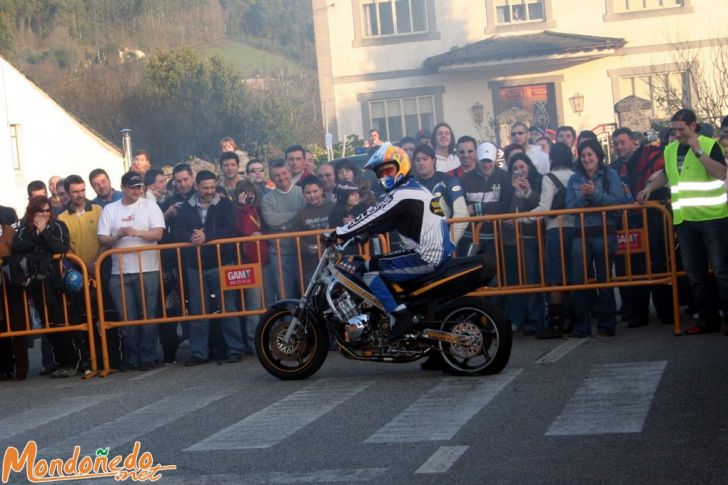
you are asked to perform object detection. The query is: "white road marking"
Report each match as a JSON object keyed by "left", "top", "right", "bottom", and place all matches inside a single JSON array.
[
  {"left": 44, "top": 387, "right": 233, "bottom": 455},
  {"left": 415, "top": 446, "right": 469, "bottom": 474},
  {"left": 185, "top": 379, "right": 373, "bottom": 451},
  {"left": 536, "top": 338, "right": 587, "bottom": 364},
  {"left": 0, "top": 395, "right": 115, "bottom": 439},
  {"left": 129, "top": 365, "right": 173, "bottom": 381},
  {"left": 365, "top": 369, "right": 522, "bottom": 443},
  {"left": 151, "top": 469, "right": 387, "bottom": 484},
  {"left": 546, "top": 361, "right": 668, "bottom": 436}
]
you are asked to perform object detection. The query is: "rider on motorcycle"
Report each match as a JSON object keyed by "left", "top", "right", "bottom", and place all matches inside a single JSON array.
[{"left": 333, "top": 142, "right": 455, "bottom": 340}]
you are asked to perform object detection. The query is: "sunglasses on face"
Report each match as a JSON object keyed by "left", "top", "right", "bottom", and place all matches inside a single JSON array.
[
  {"left": 248, "top": 168, "right": 265, "bottom": 174},
  {"left": 458, "top": 149, "right": 475, "bottom": 154},
  {"left": 511, "top": 131, "right": 527, "bottom": 136}
]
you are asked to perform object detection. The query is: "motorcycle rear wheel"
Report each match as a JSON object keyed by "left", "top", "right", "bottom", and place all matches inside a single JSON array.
[
  {"left": 437, "top": 298, "right": 512, "bottom": 376},
  {"left": 255, "top": 307, "right": 328, "bottom": 380}
]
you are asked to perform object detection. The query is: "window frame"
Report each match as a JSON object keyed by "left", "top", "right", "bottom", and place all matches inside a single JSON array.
[
  {"left": 608, "top": 64, "right": 693, "bottom": 120},
  {"left": 603, "top": 0, "right": 693, "bottom": 21},
  {"left": 352, "top": 0, "right": 440, "bottom": 47},
  {"left": 484, "top": 0, "right": 555, "bottom": 34},
  {"left": 358, "top": 86, "right": 445, "bottom": 141}
]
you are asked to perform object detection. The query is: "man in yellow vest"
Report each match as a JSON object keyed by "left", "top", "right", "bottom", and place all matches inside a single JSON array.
[{"left": 637, "top": 109, "right": 728, "bottom": 335}]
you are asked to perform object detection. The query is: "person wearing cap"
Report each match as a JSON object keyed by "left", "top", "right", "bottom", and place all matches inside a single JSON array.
[
  {"left": 413, "top": 143, "right": 468, "bottom": 245},
  {"left": 329, "top": 181, "right": 367, "bottom": 230},
  {"left": 460, "top": 141, "right": 513, "bottom": 257},
  {"left": 98, "top": 171, "right": 166, "bottom": 371}
]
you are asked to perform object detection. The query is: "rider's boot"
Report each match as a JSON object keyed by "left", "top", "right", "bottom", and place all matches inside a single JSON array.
[{"left": 388, "top": 307, "right": 416, "bottom": 341}]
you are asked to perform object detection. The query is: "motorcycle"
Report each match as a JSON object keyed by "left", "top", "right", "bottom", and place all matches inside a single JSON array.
[{"left": 255, "top": 236, "right": 512, "bottom": 380}]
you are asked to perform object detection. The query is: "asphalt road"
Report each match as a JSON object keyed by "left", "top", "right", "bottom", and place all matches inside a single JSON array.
[{"left": 1, "top": 319, "right": 726, "bottom": 485}]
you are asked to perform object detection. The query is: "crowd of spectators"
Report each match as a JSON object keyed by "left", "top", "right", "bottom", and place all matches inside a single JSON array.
[{"left": 1, "top": 112, "right": 727, "bottom": 380}]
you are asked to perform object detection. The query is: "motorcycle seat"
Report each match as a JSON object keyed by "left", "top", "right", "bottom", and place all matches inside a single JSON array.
[{"left": 388, "top": 255, "right": 491, "bottom": 294}]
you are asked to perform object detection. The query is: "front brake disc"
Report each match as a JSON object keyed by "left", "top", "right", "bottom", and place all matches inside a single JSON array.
[{"left": 270, "top": 319, "right": 308, "bottom": 360}]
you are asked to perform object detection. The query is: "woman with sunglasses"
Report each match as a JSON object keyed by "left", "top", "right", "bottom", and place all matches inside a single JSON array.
[{"left": 11, "top": 196, "right": 77, "bottom": 378}]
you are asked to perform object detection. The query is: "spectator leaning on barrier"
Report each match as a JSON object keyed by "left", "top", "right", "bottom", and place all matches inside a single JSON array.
[
  {"left": 234, "top": 179, "right": 268, "bottom": 355},
  {"left": 637, "top": 108, "right": 728, "bottom": 336},
  {"left": 503, "top": 152, "right": 545, "bottom": 336},
  {"left": 293, "top": 175, "right": 334, "bottom": 284},
  {"left": 260, "top": 159, "right": 305, "bottom": 300},
  {"left": 12, "top": 196, "right": 76, "bottom": 378},
  {"left": 413, "top": 143, "right": 468, "bottom": 246},
  {"left": 98, "top": 172, "right": 165, "bottom": 371},
  {"left": 89, "top": 168, "right": 123, "bottom": 208},
  {"left": 460, "top": 141, "right": 513, "bottom": 258},
  {"left": 565, "top": 139, "right": 632, "bottom": 339},
  {"left": 0, "top": 206, "right": 22, "bottom": 380},
  {"left": 172, "top": 170, "right": 245, "bottom": 366},
  {"left": 528, "top": 142, "right": 575, "bottom": 338},
  {"left": 611, "top": 127, "right": 673, "bottom": 328}
]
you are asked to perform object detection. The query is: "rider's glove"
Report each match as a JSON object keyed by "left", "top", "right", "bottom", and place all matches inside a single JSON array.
[{"left": 320, "top": 231, "right": 337, "bottom": 245}]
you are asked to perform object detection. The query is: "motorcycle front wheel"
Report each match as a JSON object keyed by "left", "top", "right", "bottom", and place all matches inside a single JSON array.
[
  {"left": 437, "top": 298, "right": 512, "bottom": 376},
  {"left": 255, "top": 306, "right": 328, "bottom": 380}
]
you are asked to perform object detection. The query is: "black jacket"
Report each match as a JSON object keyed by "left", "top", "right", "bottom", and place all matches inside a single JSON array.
[{"left": 171, "top": 194, "right": 239, "bottom": 269}]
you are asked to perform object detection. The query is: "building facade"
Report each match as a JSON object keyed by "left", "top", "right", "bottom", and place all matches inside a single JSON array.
[
  {"left": 313, "top": 0, "right": 723, "bottom": 148},
  {"left": 0, "top": 57, "right": 124, "bottom": 212}
]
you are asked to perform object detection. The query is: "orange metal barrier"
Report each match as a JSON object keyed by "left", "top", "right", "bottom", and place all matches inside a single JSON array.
[
  {"left": 0, "top": 253, "right": 98, "bottom": 377},
  {"left": 89, "top": 202, "right": 680, "bottom": 376},
  {"left": 445, "top": 202, "right": 681, "bottom": 335}
]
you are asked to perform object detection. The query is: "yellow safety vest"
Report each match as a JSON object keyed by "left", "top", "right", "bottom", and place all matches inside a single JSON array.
[{"left": 664, "top": 135, "right": 728, "bottom": 224}]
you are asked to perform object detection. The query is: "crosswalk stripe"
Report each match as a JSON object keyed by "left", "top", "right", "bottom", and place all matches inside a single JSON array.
[
  {"left": 546, "top": 361, "right": 667, "bottom": 436},
  {"left": 185, "top": 379, "right": 373, "bottom": 451},
  {"left": 415, "top": 446, "right": 469, "bottom": 474},
  {"left": 364, "top": 369, "right": 522, "bottom": 443},
  {"left": 44, "top": 387, "right": 233, "bottom": 455},
  {"left": 536, "top": 338, "right": 587, "bottom": 364},
  {"left": 0, "top": 395, "right": 115, "bottom": 440}
]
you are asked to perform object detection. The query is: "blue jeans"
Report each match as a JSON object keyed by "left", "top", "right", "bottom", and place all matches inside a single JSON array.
[
  {"left": 240, "top": 287, "right": 262, "bottom": 354},
  {"left": 109, "top": 272, "right": 160, "bottom": 366},
  {"left": 504, "top": 239, "right": 545, "bottom": 332},
  {"left": 571, "top": 235, "right": 617, "bottom": 336},
  {"left": 676, "top": 218, "right": 728, "bottom": 326},
  {"left": 268, "top": 252, "right": 300, "bottom": 301},
  {"left": 186, "top": 267, "right": 245, "bottom": 361}
]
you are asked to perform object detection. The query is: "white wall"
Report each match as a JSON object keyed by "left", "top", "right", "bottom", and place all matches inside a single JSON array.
[{"left": 0, "top": 57, "right": 124, "bottom": 213}]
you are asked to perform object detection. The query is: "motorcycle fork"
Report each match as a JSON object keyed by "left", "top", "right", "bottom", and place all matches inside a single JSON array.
[{"left": 282, "top": 246, "right": 331, "bottom": 345}]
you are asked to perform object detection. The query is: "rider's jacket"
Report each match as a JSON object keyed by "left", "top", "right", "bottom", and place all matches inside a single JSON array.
[{"left": 335, "top": 177, "right": 454, "bottom": 265}]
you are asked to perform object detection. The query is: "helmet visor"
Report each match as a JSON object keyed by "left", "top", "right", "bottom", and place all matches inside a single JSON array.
[{"left": 375, "top": 162, "right": 398, "bottom": 179}]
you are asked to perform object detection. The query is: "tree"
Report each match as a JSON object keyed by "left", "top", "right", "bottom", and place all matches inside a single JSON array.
[{"left": 650, "top": 34, "right": 728, "bottom": 127}]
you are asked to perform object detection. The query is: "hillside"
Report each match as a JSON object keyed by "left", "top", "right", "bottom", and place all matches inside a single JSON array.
[{"left": 194, "top": 38, "right": 303, "bottom": 76}]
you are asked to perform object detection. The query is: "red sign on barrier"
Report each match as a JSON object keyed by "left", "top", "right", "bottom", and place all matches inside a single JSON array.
[
  {"left": 220, "top": 263, "right": 262, "bottom": 290},
  {"left": 616, "top": 229, "right": 647, "bottom": 255}
]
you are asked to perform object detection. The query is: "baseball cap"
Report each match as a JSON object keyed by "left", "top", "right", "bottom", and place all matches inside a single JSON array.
[
  {"left": 121, "top": 171, "right": 145, "bottom": 188},
  {"left": 477, "top": 142, "right": 497, "bottom": 162}
]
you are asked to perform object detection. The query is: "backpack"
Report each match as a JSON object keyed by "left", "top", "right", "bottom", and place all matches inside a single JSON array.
[{"left": 545, "top": 173, "right": 566, "bottom": 216}]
